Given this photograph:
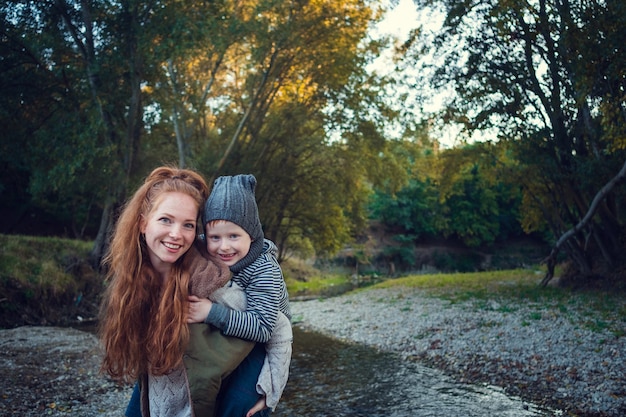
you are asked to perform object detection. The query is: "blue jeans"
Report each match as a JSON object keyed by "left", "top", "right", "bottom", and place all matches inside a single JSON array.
[
  {"left": 215, "top": 342, "right": 270, "bottom": 417},
  {"left": 125, "top": 382, "right": 141, "bottom": 417}
]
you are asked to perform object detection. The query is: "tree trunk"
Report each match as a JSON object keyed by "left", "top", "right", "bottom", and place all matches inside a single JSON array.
[{"left": 90, "top": 199, "right": 114, "bottom": 268}]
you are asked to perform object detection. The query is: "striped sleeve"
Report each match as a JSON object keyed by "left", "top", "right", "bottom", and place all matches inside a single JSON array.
[{"left": 222, "top": 255, "right": 284, "bottom": 343}]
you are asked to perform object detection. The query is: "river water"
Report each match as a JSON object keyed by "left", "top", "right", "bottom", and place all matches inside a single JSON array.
[{"left": 273, "top": 326, "right": 555, "bottom": 417}]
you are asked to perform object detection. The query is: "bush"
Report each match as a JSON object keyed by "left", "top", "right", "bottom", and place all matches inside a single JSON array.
[{"left": 0, "top": 234, "right": 102, "bottom": 328}]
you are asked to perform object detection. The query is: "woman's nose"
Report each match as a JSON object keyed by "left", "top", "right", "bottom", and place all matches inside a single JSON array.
[{"left": 169, "top": 225, "right": 183, "bottom": 238}]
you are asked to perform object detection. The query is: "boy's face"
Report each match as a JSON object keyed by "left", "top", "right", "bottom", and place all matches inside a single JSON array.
[{"left": 205, "top": 220, "right": 252, "bottom": 267}]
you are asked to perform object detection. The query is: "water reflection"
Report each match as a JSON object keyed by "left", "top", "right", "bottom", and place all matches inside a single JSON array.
[{"left": 274, "top": 326, "right": 554, "bottom": 417}]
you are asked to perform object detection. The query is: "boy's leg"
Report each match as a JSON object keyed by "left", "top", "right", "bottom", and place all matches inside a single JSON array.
[
  {"left": 125, "top": 382, "right": 141, "bottom": 417},
  {"left": 215, "top": 342, "right": 270, "bottom": 417}
]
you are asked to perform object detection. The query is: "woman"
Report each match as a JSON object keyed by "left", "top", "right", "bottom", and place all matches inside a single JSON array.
[{"left": 98, "top": 166, "right": 253, "bottom": 417}]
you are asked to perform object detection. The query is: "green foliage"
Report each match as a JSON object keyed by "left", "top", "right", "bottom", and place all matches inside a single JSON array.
[
  {"left": 180, "top": 0, "right": 399, "bottom": 258},
  {"left": 368, "top": 140, "right": 527, "bottom": 252},
  {"left": 404, "top": 0, "right": 626, "bottom": 278},
  {"left": 0, "top": 234, "right": 92, "bottom": 292},
  {"left": 437, "top": 163, "right": 500, "bottom": 247},
  {"left": 0, "top": 0, "right": 154, "bottom": 243},
  {"left": 5, "top": 0, "right": 622, "bottom": 286},
  {"left": 0, "top": 0, "right": 398, "bottom": 260},
  {"left": 369, "top": 177, "right": 438, "bottom": 240},
  {"left": 382, "top": 235, "right": 420, "bottom": 269}
]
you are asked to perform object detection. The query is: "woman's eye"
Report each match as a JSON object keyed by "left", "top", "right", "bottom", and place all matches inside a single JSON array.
[
  {"left": 184, "top": 223, "right": 196, "bottom": 229},
  {"left": 159, "top": 217, "right": 172, "bottom": 224}
]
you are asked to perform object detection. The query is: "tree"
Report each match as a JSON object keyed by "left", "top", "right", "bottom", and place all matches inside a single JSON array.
[
  {"left": 406, "top": 0, "right": 626, "bottom": 281},
  {"left": 1, "top": 0, "right": 407, "bottom": 261},
  {"left": 369, "top": 140, "right": 525, "bottom": 249},
  {"left": 0, "top": 0, "right": 158, "bottom": 263},
  {"left": 156, "top": 0, "right": 404, "bottom": 258}
]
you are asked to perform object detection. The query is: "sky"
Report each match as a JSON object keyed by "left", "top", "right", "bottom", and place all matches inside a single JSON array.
[
  {"left": 368, "top": 0, "right": 465, "bottom": 147},
  {"left": 369, "top": 0, "right": 499, "bottom": 148},
  {"left": 369, "top": 0, "right": 421, "bottom": 71},
  {"left": 374, "top": 0, "right": 419, "bottom": 38}
]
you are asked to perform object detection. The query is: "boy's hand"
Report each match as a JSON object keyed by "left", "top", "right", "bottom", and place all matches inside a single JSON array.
[
  {"left": 246, "top": 397, "right": 267, "bottom": 417},
  {"left": 187, "top": 295, "right": 213, "bottom": 323}
]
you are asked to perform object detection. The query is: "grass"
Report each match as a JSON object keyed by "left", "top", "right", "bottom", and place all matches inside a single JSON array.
[
  {"left": 0, "top": 234, "right": 93, "bottom": 292},
  {"left": 288, "top": 266, "right": 626, "bottom": 336},
  {"left": 286, "top": 274, "right": 354, "bottom": 298},
  {"left": 285, "top": 268, "right": 552, "bottom": 303},
  {"left": 2, "top": 233, "right": 624, "bottom": 336},
  {"left": 372, "top": 268, "right": 546, "bottom": 293},
  {"left": 0, "top": 234, "right": 100, "bottom": 327}
]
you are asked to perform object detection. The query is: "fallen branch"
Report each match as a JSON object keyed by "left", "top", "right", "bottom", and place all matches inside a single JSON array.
[{"left": 541, "top": 158, "right": 626, "bottom": 286}]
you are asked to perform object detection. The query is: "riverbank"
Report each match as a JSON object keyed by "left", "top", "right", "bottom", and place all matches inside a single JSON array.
[
  {"left": 1, "top": 284, "right": 624, "bottom": 416},
  {"left": 0, "top": 326, "right": 131, "bottom": 416},
  {"left": 291, "top": 286, "right": 625, "bottom": 417}
]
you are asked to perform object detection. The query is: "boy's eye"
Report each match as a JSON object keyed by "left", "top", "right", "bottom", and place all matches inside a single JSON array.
[{"left": 229, "top": 234, "right": 239, "bottom": 239}]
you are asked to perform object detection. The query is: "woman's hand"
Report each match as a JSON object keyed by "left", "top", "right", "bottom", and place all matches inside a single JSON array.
[
  {"left": 246, "top": 397, "right": 267, "bottom": 417},
  {"left": 187, "top": 295, "right": 213, "bottom": 323}
]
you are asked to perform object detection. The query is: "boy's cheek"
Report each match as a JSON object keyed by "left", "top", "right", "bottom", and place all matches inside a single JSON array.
[{"left": 206, "top": 242, "right": 219, "bottom": 255}]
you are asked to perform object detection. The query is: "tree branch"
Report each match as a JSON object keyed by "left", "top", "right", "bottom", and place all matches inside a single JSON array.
[{"left": 541, "top": 158, "right": 626, "bottom": 286}]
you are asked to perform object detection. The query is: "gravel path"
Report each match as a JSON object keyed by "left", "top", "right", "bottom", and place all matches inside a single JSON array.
[{"left": 291, "top": 287, "right": 626, "bottom": 417}]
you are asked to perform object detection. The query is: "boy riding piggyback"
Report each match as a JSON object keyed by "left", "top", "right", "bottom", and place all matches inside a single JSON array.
[{"left": 187, "top": 174, "right": 292, "bottom": 417}]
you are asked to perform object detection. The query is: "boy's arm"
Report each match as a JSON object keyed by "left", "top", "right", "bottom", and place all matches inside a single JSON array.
[
  {"left": 204, "top": 260, "right": 282, "bottom": 343},
  {"left": 186, "top": 242, "right": 232, "bottom": 324}
]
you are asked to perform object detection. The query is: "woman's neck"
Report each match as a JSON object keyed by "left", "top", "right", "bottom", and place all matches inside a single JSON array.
[{"left": 153, "top": 263, "right": 171, "bottom": 283}]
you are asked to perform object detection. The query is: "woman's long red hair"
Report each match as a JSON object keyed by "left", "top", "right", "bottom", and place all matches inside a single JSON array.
[{"left": 98, "top": 166, "right": 209, "bottom": 383}]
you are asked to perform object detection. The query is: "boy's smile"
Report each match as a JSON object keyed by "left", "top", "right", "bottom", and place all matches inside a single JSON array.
[{"left": 205, "top": 220, "right": 252, "bottom": 267}]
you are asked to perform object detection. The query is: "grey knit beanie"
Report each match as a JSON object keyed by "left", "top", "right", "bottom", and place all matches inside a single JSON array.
[{"left": 203, "top": 174, "right": 264, "bottom": 272}]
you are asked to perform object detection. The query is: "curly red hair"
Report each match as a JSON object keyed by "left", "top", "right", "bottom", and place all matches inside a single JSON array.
[{"left": 98, "top": 166, "right": 209, "bottom": 382}]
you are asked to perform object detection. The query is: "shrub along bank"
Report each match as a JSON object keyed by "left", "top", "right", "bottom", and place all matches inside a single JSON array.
[
  {"left": 0, "top": 234, "right": 102, "bottom": 328},
  {"left": 2, "top": 234, "right": 621, "bottom": 330}
]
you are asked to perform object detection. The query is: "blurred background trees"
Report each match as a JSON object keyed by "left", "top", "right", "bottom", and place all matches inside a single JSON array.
[
  {"left": 399, "top": 0, "right": 626, "bottom": 281},
  {"left": 1, "top": 0, "right": 625, "bottom": 283}
]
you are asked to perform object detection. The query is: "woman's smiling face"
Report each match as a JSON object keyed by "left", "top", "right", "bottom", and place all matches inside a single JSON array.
[{"left": 140, "top": 191, "right": 198, "bottom": 278}]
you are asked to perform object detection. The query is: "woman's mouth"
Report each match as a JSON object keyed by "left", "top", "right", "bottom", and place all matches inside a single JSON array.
[{"left": 163, "top": 242, "right": 182, "bottom": 250}]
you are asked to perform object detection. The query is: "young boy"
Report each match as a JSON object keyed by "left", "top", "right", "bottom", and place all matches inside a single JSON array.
[{"left": 187, "top": 174, "right": 292, "bottom": 417}]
